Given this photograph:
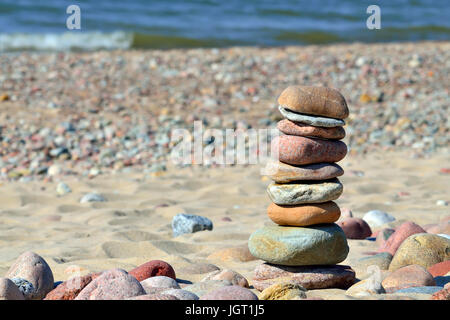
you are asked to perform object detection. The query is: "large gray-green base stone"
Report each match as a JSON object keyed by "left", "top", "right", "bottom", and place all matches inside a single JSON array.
[{"left": 248, "top": 224, "right": 349, "bottom": 266}]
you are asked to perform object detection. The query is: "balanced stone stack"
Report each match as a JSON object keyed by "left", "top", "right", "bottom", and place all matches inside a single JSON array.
[{"left": 248, "top": 86, "right": 356, "bottom": 291}]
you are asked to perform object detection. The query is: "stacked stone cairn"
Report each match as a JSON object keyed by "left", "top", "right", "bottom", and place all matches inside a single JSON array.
[{"left": 248, "top": 86, "right": 356, "bottom": 291}]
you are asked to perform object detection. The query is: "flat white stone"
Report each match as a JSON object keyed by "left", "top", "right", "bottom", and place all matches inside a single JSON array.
[{"left": 279, "top": 105, "right": 345, "bottom": 128}]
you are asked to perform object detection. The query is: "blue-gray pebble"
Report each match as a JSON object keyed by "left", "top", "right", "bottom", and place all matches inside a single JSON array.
[
  {"left": 395, "top": 286, "right": 443, "bottom": 294},
  {"left": 80, "top": 193, "right": 106, "bottom": 203},
  {"left": 172, "top": 213, "right": 213, "bottom": 237},
  {"left": 10, "top": 278, "right": 34, "bottom": 298}
]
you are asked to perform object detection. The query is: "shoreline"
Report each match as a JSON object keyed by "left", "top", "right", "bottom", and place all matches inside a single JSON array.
[{"left": 2, "top": 39, "right": 448, "bottom": 54}]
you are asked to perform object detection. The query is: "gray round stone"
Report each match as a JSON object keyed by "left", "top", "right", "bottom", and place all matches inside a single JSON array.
[{"left": 267, "top": 178, "right": 343, "bottom": 205}]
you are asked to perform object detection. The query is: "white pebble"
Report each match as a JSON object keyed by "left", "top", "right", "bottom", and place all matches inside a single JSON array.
[
  {"left": 80, "top": 193, "right": 106, "bottom": 203},
  {"left": 56, "top": 182, "right": 71, "bottom": 195},
  {"left": 47, "top": 164, "right": 61, "bottom": 176},
  {"left": 362, "top": 210, "right": 395, "bottom": 229}
]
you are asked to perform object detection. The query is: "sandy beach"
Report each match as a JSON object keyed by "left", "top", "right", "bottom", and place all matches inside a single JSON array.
[
  {"left": 0, "top": 150, "right": 449, "bottom": 299},
  {"left": 0, "top": 41, "right": 449, "bottom": 300}
]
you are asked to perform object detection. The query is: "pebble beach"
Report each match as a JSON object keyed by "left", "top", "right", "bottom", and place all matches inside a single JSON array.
[{"left": 0, "top": 41, "right": 449, "bottom": 300}]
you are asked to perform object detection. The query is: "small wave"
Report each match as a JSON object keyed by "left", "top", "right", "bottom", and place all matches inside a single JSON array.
[
  {"left": 0, "top": 24, "right": 448, "bottom": 52},
  {"left": 0, "top": 31, "right": 133, "bottom": 52}
]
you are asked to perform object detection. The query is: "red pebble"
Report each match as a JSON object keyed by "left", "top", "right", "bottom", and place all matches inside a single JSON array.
[
  {"left": 271, "top": 135, "right": 347, "bottom": 165},
  {"left": 128, "top": 260, "right": 176, "bottom": 281},
  {"left": 427, "top": 261, "right": 450, "bottom": 277},
  {"left": 439, "top": 168, "right": 450, "bottom": 174},
  {"left": 337, "top": 217, "right": 372, "bottom": 239},
  {"left": 378, "top": 221, "right": 426, "bottom": 255},
  {"left": 44, "top": 272, "right": 102, "bottom": 300}
]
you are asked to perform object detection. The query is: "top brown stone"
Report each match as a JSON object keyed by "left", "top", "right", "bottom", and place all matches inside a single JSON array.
[{"left": 277, "top": 86, "right": 349, "bottom": 119}]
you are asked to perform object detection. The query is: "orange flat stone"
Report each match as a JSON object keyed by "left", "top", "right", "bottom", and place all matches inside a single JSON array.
[{"left": 267, "top": 201, "right": 341, "bottom": 226}]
